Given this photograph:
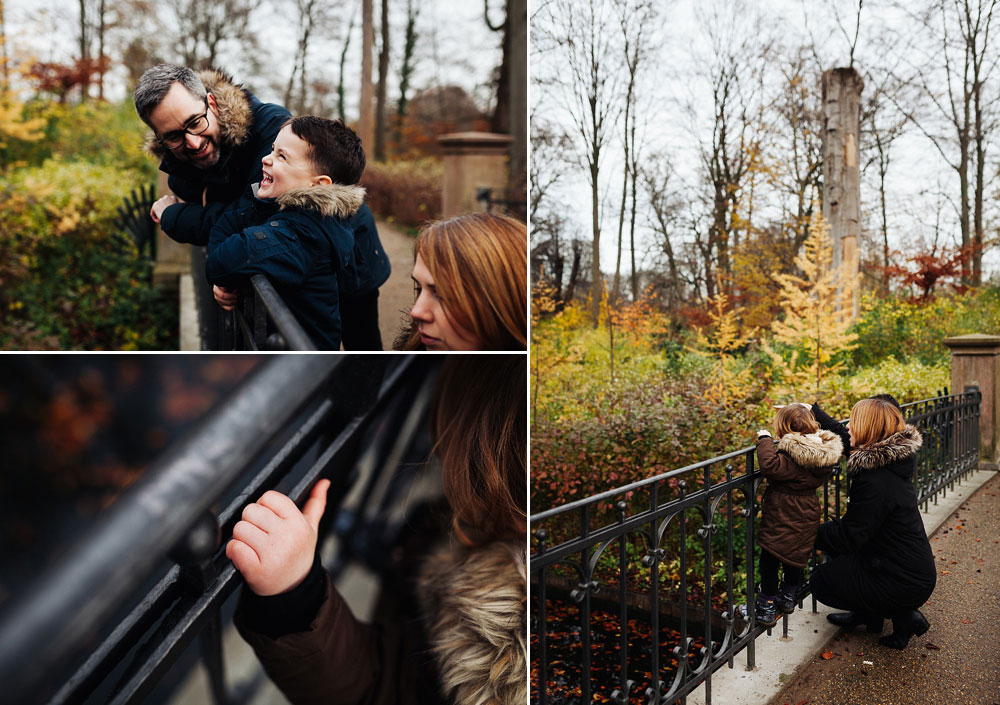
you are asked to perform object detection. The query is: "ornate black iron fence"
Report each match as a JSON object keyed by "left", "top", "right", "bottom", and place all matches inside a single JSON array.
[
  {"left": 0, "top": 355, "right": 445, "bottom": 705},
  {"left": 530, "top": 388, "right": 981, "bottom": 705},
  {"left": 191, "top": 246, "right": 315, "bottom": 350}
]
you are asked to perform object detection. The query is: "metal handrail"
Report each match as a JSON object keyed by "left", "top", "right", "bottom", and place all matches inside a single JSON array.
[{"left": 0, "top": 355, "right": 430, "bottom": 705}]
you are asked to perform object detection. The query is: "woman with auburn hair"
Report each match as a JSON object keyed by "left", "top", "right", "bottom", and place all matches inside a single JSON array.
[
  {"left": 229, "top": 356, "right": 526, "bottom": 705},
  {"left": 395, "top": 212, "right": 527, "bottom": 351},
  {"left": 806, "top": 397, "right": 936, "bottom": 650}
]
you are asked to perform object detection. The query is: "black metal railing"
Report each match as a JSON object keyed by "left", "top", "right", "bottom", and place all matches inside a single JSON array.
[
  {"left": 115, "top": 185, "right": 158, "bottom": 261},
  {"left": 191, "top": 246, "right": 315, "bottom": 350},
  {"left": 0, "top": 355, "right": 446, "bottom": 705},
  {"left": 529, "top": 388, "right": 981, "bottom": 705},
  {"left": 476, "top": 187, "right": 527, "bottom": 223}
]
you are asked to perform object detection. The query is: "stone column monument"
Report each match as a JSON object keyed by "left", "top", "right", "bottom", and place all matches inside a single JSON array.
[{"left": 821, "top": 67, "right": 863, "bottom": 320}]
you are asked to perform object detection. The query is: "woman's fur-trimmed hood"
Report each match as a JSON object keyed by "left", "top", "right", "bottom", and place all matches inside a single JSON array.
[
  {"left": 416, "top": 539, "right": 526, "bottom": 705},
  {"left": 275, "top": 183, "right": 365, "bottom": 219},
  {"left": 145, "top": 68, "right": 254, "bottom": 159},
  {"left": 846, "top": 425, "right": 922, "bottom": 475},
  {"left": 777, "top": 429, "right": 843, "bottom": 469}
]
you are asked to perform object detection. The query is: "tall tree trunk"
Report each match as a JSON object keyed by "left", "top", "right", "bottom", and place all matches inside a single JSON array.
[
  {"left": 97, "top": 0, "right": 105, "bottom": 100},
  {"left": 78, "top": 0, "right": 90, "bottom": 101},
  {"left": 374, "top": 0, "right": 389, "bottom": 160},
  {"left": 337, "top": 7, "right": 356, "bottom": 121},
  {"left": 396, "top": 0, "right": 418, "bottom": 144},
  {"left": 359, "top": 0, "right": 374, "bottom": 150}
]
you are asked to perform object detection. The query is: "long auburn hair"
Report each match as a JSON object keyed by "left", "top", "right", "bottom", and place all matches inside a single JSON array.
[
  {"left": 849, "top": 398, "right": 905, "bottom": 447},
  {"left": 398, "top": 213, "right": 527, "bottom": 351},
  {"left": 431, "top": 356, "right": 526, "bottom": 545}
]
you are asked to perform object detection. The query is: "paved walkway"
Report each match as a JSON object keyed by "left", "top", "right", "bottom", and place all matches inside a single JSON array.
[
  {"left": 688, "top": 469, "right": 999, "bottom": 705},
  {"left": 768, "top": 471, "right": 1000, "bottom": 705},
  {"left": 375, "top": 218, "right": 416, "bottom": 349}
]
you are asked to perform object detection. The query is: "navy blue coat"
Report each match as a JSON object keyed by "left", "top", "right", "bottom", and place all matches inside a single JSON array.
[
  {"left": 148, "top": 69, "right": 291, "bottom": 246},
  {"left": 342, "top": 204, "right": 391, "bottom": 296},
  {"left": 205, "top": 184, "right": 366, "bottom": 350}
]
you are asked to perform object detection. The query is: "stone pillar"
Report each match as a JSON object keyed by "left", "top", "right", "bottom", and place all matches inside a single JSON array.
[
  {"left": 153, "top": 171, "right": 191, "bottom": 290},
  {"left": 821, "top": 67, "right": 863, "bottom": 320},
  {"left": 437, "top": 132, "right": 513, "bottom": 218},
  {"left": 943, "top": 333, "right": 1000, "bottom": 466}
]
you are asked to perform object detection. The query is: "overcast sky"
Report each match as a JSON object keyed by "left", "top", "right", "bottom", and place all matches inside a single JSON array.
[
  {"left": 3, "top": 0, "right": 502, "bottom": 118},
  {"left": 532, "top": 0, "right": 1000, "bottom": 281}
]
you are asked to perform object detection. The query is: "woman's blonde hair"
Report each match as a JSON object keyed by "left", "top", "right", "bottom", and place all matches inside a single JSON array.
[
  {"left": 774, "top": 405, "right": 819, "bottom": 438},
  {"left": 432, "top": 356, "right": 526, "bottom": 546},
  {"left": 849, "top": 398, "right": 905, "bottom": 447},
  {"left": 399, "top": 212, "right": 527, "bottom": 350}
]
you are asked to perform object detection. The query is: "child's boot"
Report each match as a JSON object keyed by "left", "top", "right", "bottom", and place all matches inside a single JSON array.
[
  {"left": 745, "top": 589, "right": 779, "bottom": 627},
  {"left": 775, "top": 582, "right": 801, "bottom": 614}
]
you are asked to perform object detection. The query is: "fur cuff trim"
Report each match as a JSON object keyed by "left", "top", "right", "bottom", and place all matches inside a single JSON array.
[
  {"left": 847, "top": 425, "right": 922, "bottom": 474},
  {"left": 417, "top": 539, "right": 527, "bottom": 705},
  {"left": 277, "top": 184, "right": 365, "bottom": 218}
]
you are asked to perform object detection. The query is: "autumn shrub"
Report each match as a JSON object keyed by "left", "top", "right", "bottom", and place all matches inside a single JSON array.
[
  {"left": 360, "top": 159, "right": 442, "bottom": 227},
  {"left": 5, "top": 100, "right": 155, "bottom": 176},
  {"left": 851, "top": 288, "right": 1000, "bottom": 367},
  {"left": 0, "top": 159, "right": 176, "bottom": 349}
]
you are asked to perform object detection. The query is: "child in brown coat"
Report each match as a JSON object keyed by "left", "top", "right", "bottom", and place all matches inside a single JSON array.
[{"left": 747, "top": 404, "right": 843, "bottom": 626}]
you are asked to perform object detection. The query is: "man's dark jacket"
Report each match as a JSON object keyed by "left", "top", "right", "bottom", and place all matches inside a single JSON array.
[
  {"left": 147, "top": 68, "right": 291, "bottom": 246},
  {"left": 205, "top": 183, "right": 365, "bottom": 350}
]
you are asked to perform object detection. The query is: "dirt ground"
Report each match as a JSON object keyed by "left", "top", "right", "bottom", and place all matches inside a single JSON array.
[
  {"left": 768, "top": 472, "right": 1000, "bottom": 705},
  {"left": 374, "top": 219, "right": 415, "bottom": 348}
]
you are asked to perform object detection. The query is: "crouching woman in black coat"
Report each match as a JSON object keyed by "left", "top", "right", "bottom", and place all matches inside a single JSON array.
[{"left": 808, "top": 397, "right": 937, "bottom": 650}]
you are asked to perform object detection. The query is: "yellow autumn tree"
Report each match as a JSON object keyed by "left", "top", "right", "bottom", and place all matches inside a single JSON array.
[
  {"left": 690, "top": 288, "right": 760, "bottom": 408},
  {"left": 766, "top": 210, "right": 857, "bottom": 400}
]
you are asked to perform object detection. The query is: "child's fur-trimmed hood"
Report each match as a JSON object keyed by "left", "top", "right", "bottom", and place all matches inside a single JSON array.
[
  {"left": 847, "top": 425, "right": 922, "bottom": 475},
  {"left": 276, "top": 183, "right": 366, "bottom": 219},
  {"left": 777, "top": 429, "right": 843, "bottom": 469},
  {"left": 145, "top": 68, "right": 254, "bottom": 159},
  {"left": 416, "top": 539, "right": 526, "bottom": 705}
]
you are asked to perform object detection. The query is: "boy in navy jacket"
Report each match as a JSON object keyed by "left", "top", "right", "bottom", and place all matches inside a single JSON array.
[{"left": 206, "top": 117, "right": 389, "bottom": 349}]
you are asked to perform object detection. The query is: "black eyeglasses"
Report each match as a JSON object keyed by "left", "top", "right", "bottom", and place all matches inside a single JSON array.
[{"left": 156, "top": 97, "right": 210, "bottom": 148}]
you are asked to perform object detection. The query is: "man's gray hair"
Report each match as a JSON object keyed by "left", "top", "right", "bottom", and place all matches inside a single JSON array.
[{"left": 134, "top": 64, "right": 207, "bottom": 126}]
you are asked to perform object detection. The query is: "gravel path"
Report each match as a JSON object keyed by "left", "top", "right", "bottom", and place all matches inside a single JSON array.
[
  {"left": 768, "top": 472, "right": 1000, "bottom": 705},
  {"left": 374, "top": 219, "right": 416, "bottom": 348}
]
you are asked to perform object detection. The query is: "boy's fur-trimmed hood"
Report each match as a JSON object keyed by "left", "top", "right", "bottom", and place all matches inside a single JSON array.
[
  {"left": 275, "top": 183, "right": 366, "bottom": 219},
  {"left": 846, "top": 425, "right": 922, "bottom": 475},
  {"left": 777, "top": 429, "right": 843, "bottom": 469},
  {"left": 145, "top": 68, "right": 254, "bottom": 159},
  {"left": 416, "top": 539, "right": 526, "bottom": 705}
]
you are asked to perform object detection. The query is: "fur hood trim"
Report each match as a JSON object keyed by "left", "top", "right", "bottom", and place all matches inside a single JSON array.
[
  {"left": 846, "top": 425, "right": 922, "bottom": 474},
  {"left": 276, "top": 184, "right": 366, "bottom": 218},
  {"left": 777, "top": 429, "right": 843, "bottom": 468},
  {"left": 145, "top": 68, "right": 254, "bottom": 159},
  {"left": 416, "top": 539, "right": 526, "bottom": 705}
]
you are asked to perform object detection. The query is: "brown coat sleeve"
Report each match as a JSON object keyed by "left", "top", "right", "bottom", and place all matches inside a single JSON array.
[
  {"left": 234, "top": 573, "right": 413, "bottom": 705},
  {"left": 755, "top": 437, "right": 799, "bottom": 482}
]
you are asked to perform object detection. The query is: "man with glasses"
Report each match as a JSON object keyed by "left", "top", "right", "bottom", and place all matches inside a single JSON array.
[
  {"left": 133, "top": 64, "right": 390, "bottom": 349},
  {"left": 134, "top": 64, "right": 291, "bottom": 245}
]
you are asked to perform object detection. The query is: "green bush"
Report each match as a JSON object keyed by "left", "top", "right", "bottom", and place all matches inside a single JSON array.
[
  {"left": 0, "top": 159, "right": 176, "bottom": 349},
  {"left": 851, "top": 289, "right": 1000, "bottom": 367}
]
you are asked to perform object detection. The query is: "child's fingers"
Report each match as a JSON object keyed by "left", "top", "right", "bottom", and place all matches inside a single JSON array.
[
  {"left": 257, "top": 490, "right": 298, "bottom": 519},
  {"left": 232, "top": 519, "right": 270, "bottom": 551},
  {"left": 241, "top": 502, "right": 281, "bottom": 533},
  {"left": 302, "top": 478, "right": 330, "bottom": 530},
  {"left": 226, "top": 538, "right": 261, "bottom": 571}
]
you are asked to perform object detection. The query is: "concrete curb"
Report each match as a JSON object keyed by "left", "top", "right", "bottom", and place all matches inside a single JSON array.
[
  {"left": 179, "top": 273, "right": 200, "bottom": 351},
  {"left": 686, "top": 468, "right": 998, "bottom": 705}
]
